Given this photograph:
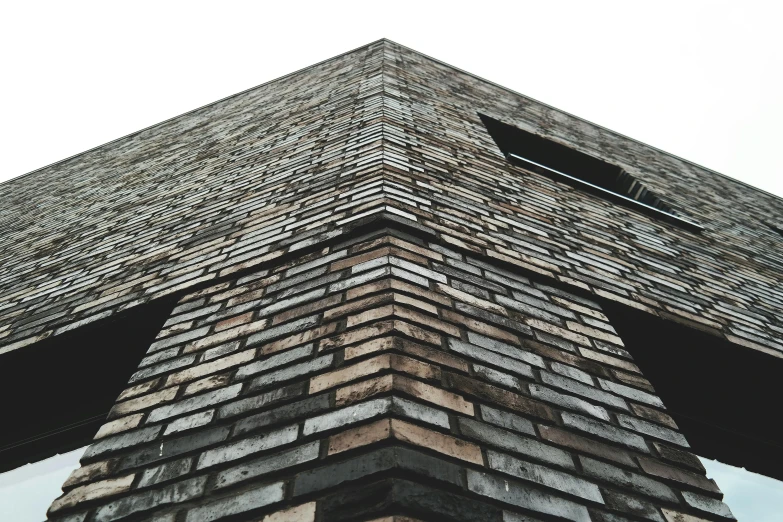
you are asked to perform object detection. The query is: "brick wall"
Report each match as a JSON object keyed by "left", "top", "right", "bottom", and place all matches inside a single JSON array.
[{"left": 48, "top": 226, "right": 734, "bottom": 522}]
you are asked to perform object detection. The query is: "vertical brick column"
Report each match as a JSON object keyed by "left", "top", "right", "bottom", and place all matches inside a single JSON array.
[{"left": 47, "top": 227, "right": 735, "bottom": 522}]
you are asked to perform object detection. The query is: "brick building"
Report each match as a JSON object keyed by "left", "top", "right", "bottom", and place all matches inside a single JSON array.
[{"left": 1, "top": 39, "right": 780, "bottom": 521}]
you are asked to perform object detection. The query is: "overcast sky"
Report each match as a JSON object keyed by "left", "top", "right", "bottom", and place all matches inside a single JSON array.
[
  {"left": 1, "top": 1, "right": 782, "bottom": 198},
  {"left": 0, "top": 2, "right": 782, "bottom": 520}
]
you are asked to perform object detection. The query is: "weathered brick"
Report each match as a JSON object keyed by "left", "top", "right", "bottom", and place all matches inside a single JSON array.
[
  {"left": 466, "top": 470, "right": 591, "bottom": 522},
  {"left": 118, "top": 426, "right": 230, "bottom": 471},
  {"left": 137, "top": 457, "right": 192, "bottom": 488},
  {"left": 235, "top": 344, "right": 314, "bottom": 379},
  {"left": 448, "top": 338, "right": 534, "bottom": 379},
  {"left": 538, "top": 424, "right": 635, "bottom": 467},
  {"left": 95, "top": 414, "right": 143, "bottom": 439},
  {"left": 653, "top": 443, "right": 705, "bottom": 473},
  {"left": 215, "top": 442, "right": 320, "bottom": 489},
  {"left": 163, "top": 410, "right": 214, "bottom": 435},
  {"left": 541, "top": 372, "right": 628, "bottom": 411},
  {"left": 681, "top": 491, "right": 735, "bottom": 519},
  {"left": 233, "top": 394, "right": 330, "bottom": 435},
  {"left": 262, "top": 502, "right": 317, "bottom": 522},
  {"left": 147, "top": 383, "right": 241, "bottom": 423},
  {"left": 219, "top": 382, "right": 305, "bottom": 419},
  {"left": 637, "top": 457, "right": 719, "bottom": 493},
  {"left": 111, "top": 387, "right": 178, "bottom": 418},
  {"left": 599, "top": 379, "right": 665, "bottom": 408},
  {"left": 197, "top": 424, "right": 298, "bottom": 468},
  {"left": 93, "top": 476, "right": 206, "bottom": 522},
  {"left": 529, "top": 383, "right": 611, "bottom": 421},
  {"left": 466, "top": 332, "right": 545, "bottom": 368},
  {"left": 185, "top": 482, "right": 285, "bottom": 522},
  {"left": 444, "top": 372, "right": 553, "bottom": 421},
  {"left": 561, "top": 412, "right": 649, "bottom": 453},
  {"left": 579, "top": 457, "right": 678, "bottom": 502},
  {"left": 248, "top": 354, "right": 334, "bottom": 391},
  {"left": 617, "top": 415, "right": 689, "bottom": 447},
  {"left": 50, "top": 474, "right": 135, "bottom": 512},
  {"left": 487, "top": 450, "right": 603, "bottom": 502},
  {"left": 165, "top": 348, "right": 255, "bottom": 386},
  {"left": 459, "top": 418, "right": 573, "bottom": 469},
  {"left": 601, "top": 489, "right": 666, "bottom": 522},
  {"left": 83, "top": 426, "right": 162, "bottom": 460}
]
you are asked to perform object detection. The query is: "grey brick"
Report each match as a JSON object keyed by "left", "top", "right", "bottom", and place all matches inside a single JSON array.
[
  {"left": 245, "top": 314, "right": 320, "bottom": 346},
  {"left": 248, "top": 354, "right": 333, "bottom": 390},
  {"left": 130, "top": 354, "right": 197, "bottom": 383},
  {"left": 598, "top": 379, "right": 664, "bottom": 408},
  {"left": 529, "top": 384, "right": 610, "bottom": 421},
  {"left": 83, "top": 426, "right": 161, "bottom": 459},
  {"left": 287, "top": 249, "right": 346, "bottom": 275},
  {"left": 579, "top": 457, "right": 678, "bottom": 502},
  {"left": 138, "top": 457, "right": 193, "bottom": 488},
  {"left": 328, "top": 267, "right": 390, "bottom": 292},
  {"left": 455, "top": 302, "right": 533, "bottom": 335},
  {"left": 479, "top": 405, "right": 536, "bottom": 435},
  {"left": 617, "top": 415, "right": 690, "bottom": 447},
  {"left": 197, "top": 424, "right": 298, "bottom": 469},
  {"left": 541, "top": 372, "right": 629, "bottom": 411},
  {"left": 303, "top": 398, "right": 391, "bottom": 435},
  {"left": 233, "top": 394, "right": 330, "bottom": 435},
  {"left": 390, "top": 397, "right": 450, "bottom": 428},
  {"left": 459, "top": 418, "right": 573, "bottom": 469},
  {"left": 185, "top": 482, "right": 285, "bottom": 522},
  {"left": 389, "top": 266, "right": 430, "bottom": 287},
  {"left": 148, "top": 383, "right": 241, "bottom": 423},
  {"left": 466, "top": 470, "right": 591, "bottom": 522},
  {"left": 235, "top": 344, "right": 314, "bottom": 379},
  {"left": 164, "top": 410, "right": 214, "bottom": 435},
  {"left": 448, "top": 338, "right": 534, "bottom": 379},
  {"left": 602, "top": 489, "right": 665, "bottom": 522},
  {"left": 219, "top": 382, "right": 305, "bottom": 419},
  {"left": 561, "top": 412, "right": 649, "bottom": 453},
  {"left": 682, "top": 491, "right": 736, "bottom": 519},
  {"left": 473, "top": 364, "right": 524, "bottom": 391},
  {"left": 215, "top": 442, "right": 320, "bottom": 489},
  {"left": 466, "top": 332, "right": 545, "bottom": 368},
  {"left": 203, "top": 340, "right": 241, "bottom": 361},
  {"left": 294, "top": 446, "right": 463, "bottom": 497},
  {"left": 93, "top": 476, "right": 206, "bottom": 522},
  {"left": 549, "top": 361, "right": 593, "bottom": 385},
  {"left": 487, "top": 450, "right": 602, "bottom": 502},
  {"left": 119, "top": 426, "right": 230, "bottom": 471},
  {"left": 149, "top": 327, "right": 211, "bottom": 353},
  {"left": 257, "top": 288, "right": 326, "bottom": 317}
]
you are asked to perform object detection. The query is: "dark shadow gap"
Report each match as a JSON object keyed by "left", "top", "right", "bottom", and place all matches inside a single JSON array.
[
  {"left": 0, "top": 296, "right": 177, "bottom": 473},
  {"left": 603, "top": 301, "right": 783, "bottom": 481}
]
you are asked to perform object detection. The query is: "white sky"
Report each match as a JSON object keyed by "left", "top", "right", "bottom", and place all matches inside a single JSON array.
[
  {"left": 0, "top": 1, "right": 782, "bottom": 520},
  {"left": 1, "top": 1, "right": 782, "bottom": 198}
]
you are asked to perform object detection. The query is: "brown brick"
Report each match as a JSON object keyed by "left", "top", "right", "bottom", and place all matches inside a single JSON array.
[
  {"left": 538, "top": 424, "right": 635, "bottom": 467},
  {"left": 215, "top": 312, "right": 254, "bottom": 332},
  {"left": 444, "top": 372, "right": 553, "bottom": 421},
  {"left": 346, "top": 278, "right": 451, "bottom": 306},
  {"left": 50, "top": 474, "right": 135, "bottom": 512},
  {"left": 330, "top": 247, "right": 391, "bottom": 271},
  {"left": 264, "top": 322, "right": 338, "bottom": 355},
  {"left": 309, "top": 354, "right": 440, "bottom": 394},
  {"left": 319, "top": 321, "right": 395, "bottom": 352},
  {"left": 110, "top": 386, "right": 178, "bottom": 417},
  {"left": 661, "top": 508, "right": 712, "bottom": 522},
  {"left": 441, "top": 309, "right": 518, "bottom": 344},
  {"left": 272, "top": 294, "right": 343, "bottom": 325},
  {"left": 184, "top": 319, "right": 269, "bottom": 352},
  {"left": 578, "top": 347, "right": 641, "bottom": 373},
  {"left": 638, "top": 457, "right": 720, "bottom": 493},
  {"left": 166, "top": 348, "right": 255, "bottom": 387},
  {"left": 631, "top": 403, "right": 678, "bottom": 429},
  {"left": 328, "top": 418, "right": 391, "bottom": 454},
  {"left": 262, "top": 502, "right": 316, "bottom": 522},
  {"left": 117, "top": 378, "right": 160, "bottom": 401},
  {"left": 63, "top": 460, "right": 115, "bottom": 488},
  {"left": 391, "top": 419, "right": 483, "bottom": 464},
  {"left": 184, "top": 373, "right": 231, "bottom": 396},
  {"left": 94, "top": 414, "right": 143, "bottom": 439}
]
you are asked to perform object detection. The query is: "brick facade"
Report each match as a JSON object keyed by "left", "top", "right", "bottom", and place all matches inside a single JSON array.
[
  {"left": 1, "top": 39, "right": 770, "bottom": 520},
  {"left": 46, "top": 226, "right": 733, "bottom": 522}
]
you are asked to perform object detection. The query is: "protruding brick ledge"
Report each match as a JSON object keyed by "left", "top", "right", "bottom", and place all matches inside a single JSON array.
[{"left": 47, "top": 225, "right": 735, "bottom": 522}]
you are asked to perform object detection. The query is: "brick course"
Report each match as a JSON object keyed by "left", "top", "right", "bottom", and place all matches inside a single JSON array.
[{"left": 47, "top": 230, "right": 734, "bottom": 521}]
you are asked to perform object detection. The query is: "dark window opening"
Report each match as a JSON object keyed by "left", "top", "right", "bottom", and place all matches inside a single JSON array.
[
  {"left": 0, "top": 297, "right": 176, "bottom": 474},
  {"left": 603, "top": 301, "right": 783, "bottom": 482},
  {"left": 479, "top": 113, "right": 702, "bottom": 232}
]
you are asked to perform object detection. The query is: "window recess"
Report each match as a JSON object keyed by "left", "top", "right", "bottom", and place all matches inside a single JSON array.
[{"left": 479, "top": 113, "right": 703, "bottom": 233}]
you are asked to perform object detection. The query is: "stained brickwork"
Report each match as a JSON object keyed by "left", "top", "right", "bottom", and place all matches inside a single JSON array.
[
  {"left": 2, "top": 40, "right": 783, "bottom": 361},
  {"left": 46, "top": 228, "right": 734, "bottom": 522}
]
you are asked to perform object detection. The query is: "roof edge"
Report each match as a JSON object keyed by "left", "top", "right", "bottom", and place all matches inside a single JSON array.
[
  {"left": 0, "top": 39, "right": 388, "bottom": 188},
  {"left": 382, "top": 39, "right": 783, "bottom": 203}
]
